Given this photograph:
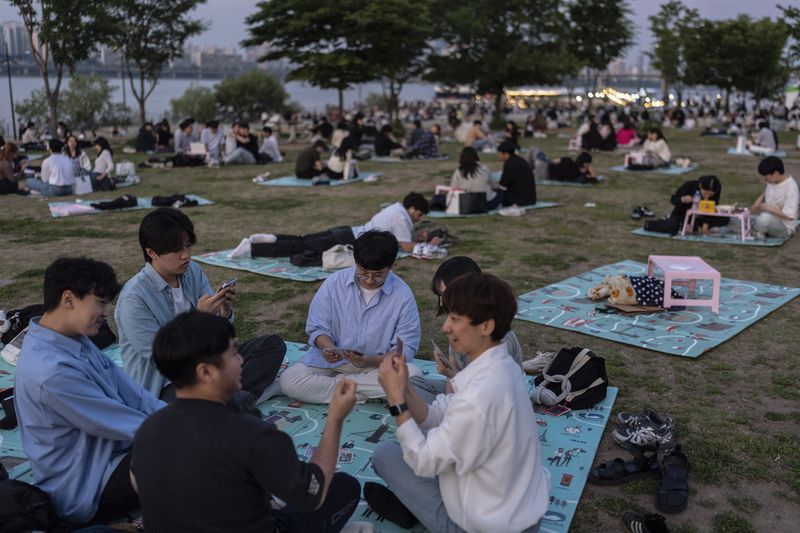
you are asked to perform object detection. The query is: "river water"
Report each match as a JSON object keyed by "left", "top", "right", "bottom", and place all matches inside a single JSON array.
[{"left": 0, "top": 76, "right": 437, "bottom": 132}]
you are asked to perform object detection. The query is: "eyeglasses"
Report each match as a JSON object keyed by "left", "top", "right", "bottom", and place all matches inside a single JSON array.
[{"left": 355, "top": 270, "right": 388, "bottom": 283}]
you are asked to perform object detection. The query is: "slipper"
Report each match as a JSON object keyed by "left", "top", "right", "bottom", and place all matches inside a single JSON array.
[
  {"left": 588, "top": 456, "right": 661, "bottom": 486},
  {"left": 656, "top": 445, "right": 689, "bottom": 514},
  {"left": 363, "top": 482, "right": 418, "bottom": 529}
]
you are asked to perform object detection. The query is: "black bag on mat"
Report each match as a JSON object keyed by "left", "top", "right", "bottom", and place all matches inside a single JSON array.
[
  {"left": 429, "top": 194, "right": 447, "bottom": 211},
  {"left": 0, "top": 464, "right": 58, "bottom": 533},
  {"left": 532, "top": 347, "right": 608, "bottom": 410},
  {"left": 1, "top": 304, "right": 116, "bottom": 349},
  {"left": 458, "top": 192, "right": 488, "bottom": 214},
  {"left": 644, "top": 215, "right": 680, "bottom": 235}
]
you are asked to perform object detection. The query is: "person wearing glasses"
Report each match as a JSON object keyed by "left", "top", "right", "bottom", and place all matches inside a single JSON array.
[{"left": 279, "top": 230, "right": 423, "bottom": 404}]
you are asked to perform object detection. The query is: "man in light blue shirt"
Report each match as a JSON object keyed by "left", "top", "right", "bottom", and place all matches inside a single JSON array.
[
  {"left": 115, "top": 207, "right": 286, "bottom": 400},
  {"left": 14, "top": 257, "right": 163, "bottom": 524},
  {"left": 280, "top": 230, "right": 422, "bottom": 403}
]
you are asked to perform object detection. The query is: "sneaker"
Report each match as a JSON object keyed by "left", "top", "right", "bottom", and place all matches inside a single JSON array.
[
  {"left": 631, "top": 207, "right": 642, "bottom": 220},
  {"left": 363, "top": 482, "right": 418, "bottom": 529},
  {"left": 616, "top": 408, "right": 670, "bottom": 429},
  {"left": 639, "top": 206, "right": 654, "bottom": 217},
  {"left": 613, "top": 423, "right": 676, "bottom": 453},
  {"left": 522, "top": 351, "right": 557, "bottom": 374},
  {"left": 622, "top": 511, "right": 669, "bottom": 533}
]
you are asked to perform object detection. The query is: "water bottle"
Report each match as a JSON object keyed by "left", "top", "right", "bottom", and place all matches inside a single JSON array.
[{"left": 692, "top": 191, "right": 701, "bottom": 210}]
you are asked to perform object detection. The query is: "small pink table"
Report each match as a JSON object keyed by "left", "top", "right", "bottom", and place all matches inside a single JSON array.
[
  {"left": 647, "top": 255, "right": 721, "bottom": 314},
  {"left": 681, "top": 208, "right": 750, "bottom": 241}
]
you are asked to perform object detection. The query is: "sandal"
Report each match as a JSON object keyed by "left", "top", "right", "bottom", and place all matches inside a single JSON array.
[
  {"left": 656, "top": 445, "right": 689, "bottom": 514},
  {"left": 589, "top": 446, "right": 660, "bottom": 486}
]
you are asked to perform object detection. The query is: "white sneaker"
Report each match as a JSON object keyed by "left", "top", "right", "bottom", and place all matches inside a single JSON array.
[{"left": 498, "top": 205, "right": 525, "bottom": 217}]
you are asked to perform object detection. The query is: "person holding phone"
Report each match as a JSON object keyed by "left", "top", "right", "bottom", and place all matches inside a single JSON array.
[
  {"left": 410, "top": 256, "right": 525, "bottom": 404},
  {"left": 115, "top": 208, "right": 286, "bottom": 402},
  {"left": 280, "top": 230, "right": 423, "bottom": 404}
]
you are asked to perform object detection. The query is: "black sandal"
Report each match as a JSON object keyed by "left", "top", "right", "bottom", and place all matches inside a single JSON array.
[
  {"left": 656, "top": 445, "right": 689, "bottom": 514},
  {"left": 589, "top": 446, "right": 660, "bottom": 486}
]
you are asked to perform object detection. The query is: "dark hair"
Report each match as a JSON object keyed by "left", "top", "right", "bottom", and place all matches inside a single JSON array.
[
  {"left": 431, "top": 256, "right": 482, "bottom": 315},
  {"left": 0, "top": 142, "right": 18, "bottom": 162},
  {"left": 262, "top": 126, "right": 273, "bottom": 135},
  {"left": 413, "top": 119, "right": 421, "bottom": 128},
  {"left": 138, "top": 207, "right": 197, "bottom": 262},
  {"left": 93, "top": 136, "right": 113, "bottom": 156},
  {"left": 239, "top": 123, "right": 250, "bottom": 131},
  {"left": 442, "top": 273, "right": 516, "bottom": 342},
  {"left": 758, "top": 156, "right": 784, "bottom": 176},
  {"left": 622, "top": 117, "right": 634, "bottom": 130},
  {"left": 153, "top": 311, "right": 235, "bottom": 388},
  {"left": 497, "top": 139, "right": 516, "bottom": 154},
  {"left": 380, "top": 124, "right": 392, "bottom": 134},
  {"left": 647, "top": 127, "right": 666, "bottom": 142},
  {"left": 698, "top": 174, "right": 721, "bottom": 198},
  {"left": 313, "top": 139, "right": 328, "bottom": 150},
  {"left": 458, "top": 146, "right": 481, "bottom": 178},
  {"left": 473, "top": 120, "right": 482, "bottom": 126},
  {"left": 207, "top": 120, "right": 219, "bottom": 129},
  {"left": 43, "top": 257, "right": 119, "bottom": 312},
  {"left": 353, "top": 230, "right": 398, "bottom": 270},
  {"left": 48, "top": 138, "right": 64, "bottom": 153},
  {"left": 575, "top": 152, "right": 592, "bottom": 168},
  {"left": 64, "top": 134, "right": 81, "bottom": 157},
  {"left": 402, "top": 191, "right": 429, "bottom": 214}
]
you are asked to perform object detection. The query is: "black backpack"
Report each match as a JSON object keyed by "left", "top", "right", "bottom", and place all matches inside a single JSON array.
[
  {"left": 1, "top": 304, "right": 116, "bottom": 349},
  {"left": 532, "top": 347, "right": 608, "bottom": 410},
  {"left": 0, "top": 465, "right": 57, "bottom": 532}
]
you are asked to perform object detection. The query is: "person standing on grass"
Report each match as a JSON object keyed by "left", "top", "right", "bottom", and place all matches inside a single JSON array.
[{"left": 131, "top": 311, "right": 360, "bottom": 533}]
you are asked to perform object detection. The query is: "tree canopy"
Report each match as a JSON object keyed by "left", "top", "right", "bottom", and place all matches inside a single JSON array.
[
  {"left": 215, "top": 70, "right": 288, "bottom": 120},
  {"left": 568, "top": 0, "right": 634, "bottom": 88}
]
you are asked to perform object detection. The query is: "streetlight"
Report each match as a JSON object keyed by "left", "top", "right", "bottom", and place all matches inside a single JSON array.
[{"left": 2, "top": 39, "right": 17, "bottom": 140}]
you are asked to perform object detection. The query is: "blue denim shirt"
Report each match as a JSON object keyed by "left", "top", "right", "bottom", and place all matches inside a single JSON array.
[
  {"left": 14, "top": 319, "right": 164, "bottom": 523},
  {"left": 115, "top": 261, "right": 231, "bottom": 395},
  {"left": 304, "top": 267, "right": 421, "bottom": 368}
]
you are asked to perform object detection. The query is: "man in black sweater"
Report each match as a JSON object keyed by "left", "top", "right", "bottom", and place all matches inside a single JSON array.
[
  {"left": 131, "top": 312, "right": 360, "bottom": 533},
  {"left": 498, "top": 140, "right": 536, "bottom": 206}
]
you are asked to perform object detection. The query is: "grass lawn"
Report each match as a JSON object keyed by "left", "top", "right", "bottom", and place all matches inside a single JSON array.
[{"left": 1, "top": 128, "right": 799, "bottom": 532}]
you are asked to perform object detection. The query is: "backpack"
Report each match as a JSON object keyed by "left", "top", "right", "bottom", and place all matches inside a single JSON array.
[
  {"left": 532, "top": 347, "right": 608, "bottom": 410},
  {"left": 0, "top": 465, "right": 58, "bottom": 532},
  {"left": 1, "top": 304, "right": 116, "bottom": 349}
]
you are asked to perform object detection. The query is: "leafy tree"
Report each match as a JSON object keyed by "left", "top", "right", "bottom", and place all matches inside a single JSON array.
[
  {"left": 427, "top": 0, "right": 573, "bottom": 118},
  {"left": 9, "top": 0, "right": 114, "bottom": 134},
  {"left": 779, "top": 4, "right": 800, "bottom": 75},
  {"left": 215, "top": 70, "right": 288, "bottom": 120},
  {"left": 568, "top": 0, "right": 634, "bottom": 90},
  {"left": 15, "top": 88, "right": 50, "bottom": 127},
  {"left": 109, "top": 0, "right": 206, "bottom": 125},
  {"left": 170, "top": 85, "right": 219, "bottom": 123},
  {"left": 60, "top": 75, "right": 114, "bottom": 132},
  {"left": 243, "top": 0, "right": 375, "bottom": 113},
  {"left": 99, "top": 103, "right": 135, "bottom": 130},
  {"left": 647, "top": 1, "right": 698, "bottom": 106}
]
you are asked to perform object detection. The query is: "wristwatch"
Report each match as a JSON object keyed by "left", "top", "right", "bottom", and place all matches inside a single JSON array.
[{"left": 387, "top": 402, "right": 409, "bottom": 416}]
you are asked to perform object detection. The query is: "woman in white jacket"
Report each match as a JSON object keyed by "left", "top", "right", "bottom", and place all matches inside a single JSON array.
[
  {"left": 449, "top": 147, "right": 504, "bottom": 210},
  {"left": 625, "top": 128, "right": 671, "bottom": 169}
]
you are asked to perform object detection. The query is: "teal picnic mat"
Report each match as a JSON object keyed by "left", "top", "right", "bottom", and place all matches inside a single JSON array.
[
  {"left": 427, "top": 201, "right": 560, "bottom": 219},
  {"left": 726, "top": 148, "right": 787, "bottom": 157},
  {"left": 516, "top": 260, "right": 800, "bottom": 358},
  {"left": 48, "top": 195, "right": 213, "bottom": 218},
  {"left": 193, "top": 250, "right": 411, "bottom": 282},
  {"left": 632, "top": 226, "right": 799, "bottom": 247},
  {"left": 609, "top": 164, "right": 698, "bottom": 175},
  {"left": 369, "top": 155, "right": 450, "bottom": 163},
  {"left": 257, "top": 172, "right": 380, "bottom": 187}
]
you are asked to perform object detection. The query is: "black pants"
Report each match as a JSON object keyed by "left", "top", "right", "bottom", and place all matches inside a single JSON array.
[
  {"left": 251, "top": 226, "right": 355, "bottom": 258},
  {"left": 274, "top": 473, "right": 360, "bottom": 533},
  {"left": 92, "top": 454, "right": 138, "bottom": 523},
  {"left": 296, "top": 167, "right": 322, "bottom": 179}
]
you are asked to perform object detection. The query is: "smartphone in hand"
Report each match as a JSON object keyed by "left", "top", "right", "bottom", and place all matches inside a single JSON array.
[
  {"left": 219, "top": 278, "right": 237, "bottom": 291},
  {"left": 431, "top": 339, "right": 452, "bottom": 372}
]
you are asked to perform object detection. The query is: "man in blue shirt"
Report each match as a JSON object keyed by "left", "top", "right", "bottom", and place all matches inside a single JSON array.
[
  {"left": 14, "top": 257, "right": 163, "bottom": 524},
  {"left": 280, "top": 230, "right": 422, "bottom": 404},
  {"left": 115, "top": 207, "right": 286, "bottom": 400}
]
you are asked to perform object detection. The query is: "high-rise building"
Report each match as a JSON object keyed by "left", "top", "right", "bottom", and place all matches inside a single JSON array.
[{"left": 2, "top": 21, "right": 31, "bottom": 58}]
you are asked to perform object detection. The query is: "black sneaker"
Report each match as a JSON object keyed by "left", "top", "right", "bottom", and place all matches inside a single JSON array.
[
  {"left": 363, "top": 482, "right": 418, "bottom": 529},
  {"left": 631, "top": 207, "right": 643, "bottom": 220},
  {"left": 622, "top": 511, "right": 670, "bottom": 533},
  {"left": 640, "top": 206, "right": 655, "bottom": 217}
]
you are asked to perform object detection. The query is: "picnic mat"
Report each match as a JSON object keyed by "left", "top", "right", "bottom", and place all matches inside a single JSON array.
[
  {"left": 256, "top": 173, "right": 380, "bottom": 187},
  {"left": 193, "top": 250, "right": 411, "bottom": 282},
  {"left": 490, "top": 170, "right": 602, "bottom": 187},
  {"left": 609, "top": 164, "right": 698, "bottom": 175},
  {"left": 427, "top": 201, "right": 560, "bottom": 219},
  {"left": 369, "top": 155, "right": 450, "bottom": 163},
  {"left": 632, "top": 226, "right": 799, "bottom": 247},
  {"left": 726, "top": 148, "right": 787, "bottom": 157},
  {"left": 48, "top": 195, "right": 213, "bottom": 218},
  {"left": 516, "top": 260, "right": 800, "bottom": 358}
]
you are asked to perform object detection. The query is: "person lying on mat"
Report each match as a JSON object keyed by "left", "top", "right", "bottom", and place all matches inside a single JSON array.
[
  {"left": 374, "top": 124, "right": 405, "bottom": 157},
  {"left": 739, "top": 156, "right": 798, "bottom": 240},
  {"left": 409, "top": 256, "right": 524, "bottom": 404},
  {"left": 645, "top": 175, "right": 724, "bottom": 235},
  {"left": 279, "top": 230, "right": 423, "bottom": 404},
  {"left": 295, "top": 139, "right": 328, "bottom": 179},
  {"left": 747, "top": 120, "right": 778, "bottom": 156},
  {"left": 449, "top": 146, "right": 504, "bottom": 210},
  {"left": 116, "top": 207, "right": 287, "bottom": 401},
  {"left": 229, "top": 192, "right": 441, "bottom": 258},
  {"left": 404, "top": 124, "right": 441, "bottom": 159},
  {"left": 497, "top": 139, "right": 537, "bottom": 206},
  {"left": 547, "top": 151, "right": 598, "bottom": 183},
  {"left": 14, "top": 257, "right": 164, "bottom": 524},
  {"left": 131, "top": 312, "right": 360, "bottom": 533},
  {"left": 26, "top": 138, "right": 76, "bottom": 197},
  {"left": 624, "top": 127, "right": 671, "bottom": 170},
  {"left": 366, "top": 273, "right": 549, "bottom": 533}
]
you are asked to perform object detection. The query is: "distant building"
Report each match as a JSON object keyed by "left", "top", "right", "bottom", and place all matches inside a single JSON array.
[{"left": 2, "top": 21, "right": 30, "bottom": 57}]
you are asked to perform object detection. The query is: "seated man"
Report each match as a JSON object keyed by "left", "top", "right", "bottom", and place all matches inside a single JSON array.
[
  {"left": 116, "top": 207, "right": 286, "bottom": 400},
  {"left": 134, "top": 122, "right": 156, "bottom": 153},
  {"left": 368, "top": 273, "right": 550, "bottom": 532},
  {"left": 498, "top": 139, "right": 536, "bottom": 206},
  {"left": 26, "top": 138, "right": 75, "bottom": 197},
  {"left": 230, "top": 192, "right": 440, "bottom": 258},
  {"left": 173, "top": 119, "right": 193, "bottom": 154},
  {"left": 746, "top": 156, "right": 798, "bottom": 240},
  {"left": 280, "top": 231, "right": 423, "bottom": 403},
  {"left": 14, "top": 257, "right": 163, "bottom": 524},
  {"left": 200, "top": 120, "right": 225, "bottom": 164},
  {"left": 259, "top": 126, "right": 283, "bottom": 163},
  {"left": 405, "top": 124, "right": 441, "bottom": 159},
  {"left": 224, "top": 123, "right": 259, "bottom": 165},
  {"left": 295, "top": 140, "right": 328, "bottom": 179},
  {"left": 131, "top": 312, "right": 360, "bottom": 533},
  {"left": 374, "top": 125, "right": 404, "bottom": 157},
  {"left": 748, "top": 120, "right": 778, "bottom": 155},
  {"left": 463, "top": 119, "right": 490, "bottom": 151}
]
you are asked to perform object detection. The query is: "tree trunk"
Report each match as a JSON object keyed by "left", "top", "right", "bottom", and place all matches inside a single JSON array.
[
  {"left": 338, "top": 87, "right": 344, "bottom": 115},
  {"left": 724, "top": 87, "right": 730, "bottom": 113},
  {"left": 47, "top": 94, "right": 59, "bottom": 138},
  {"left": 493, "top": 87, "right": 504, "bottom": 119}
]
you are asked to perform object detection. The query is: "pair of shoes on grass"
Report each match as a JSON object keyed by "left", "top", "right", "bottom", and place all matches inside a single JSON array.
[
  {"left": 623, "top": 511, "right": 670, "bottom": 533},
  {"left": 613, "top": 408, "right": 676, "bottom": 453},
  {"left": 631, "top": 206, "right": 655, "bottom": 220}
]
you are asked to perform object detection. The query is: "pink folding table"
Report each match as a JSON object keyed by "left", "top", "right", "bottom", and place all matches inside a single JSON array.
[
  {"left": 681, "top": 208, "right": 750, "bottom": 242},
  {"left": 647, "top": 255, "right": 721, "bottom": 314}
]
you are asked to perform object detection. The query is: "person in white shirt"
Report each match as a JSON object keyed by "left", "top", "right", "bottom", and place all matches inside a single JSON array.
[
  {"left": 173, "top": 120, "right": 193, "bottom": 154},
  {"left": 368, "top": 272, "right": 549, "bottom": 532},
  {"left": 748, "top": 120, "right": 778, "bottom": 156},
  {"left": 449, "top": 147, "right": 504, "bottom": 210},
  {"left": 224, "top": 122, "right": 239, "bottom": 157},
  {"left": 258, "top": 126, "right": 283, "bottom": 163},
  {"left": 199, "top": 120, "right": 224, "bottom": 164},
  {"left": 625, "top": 128, "right": 671, "bottom": 169},
  {"left": 26, "top": 139, "right": 75, "bottom": 196},
  {"left": 746, "top": 156, "right": 799, "bottom": 239},
  {"left": 90, "top": 137, "right": 116, "bottom": 191}
]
